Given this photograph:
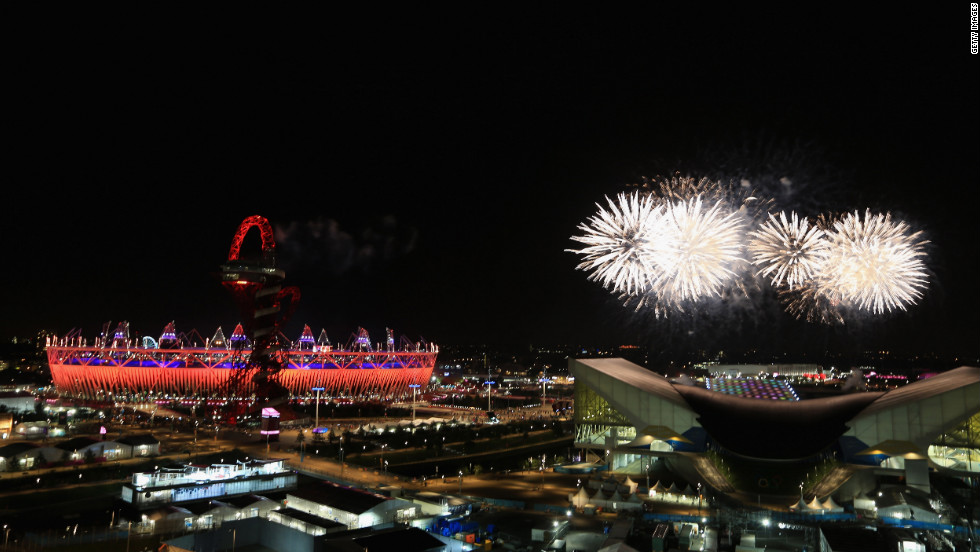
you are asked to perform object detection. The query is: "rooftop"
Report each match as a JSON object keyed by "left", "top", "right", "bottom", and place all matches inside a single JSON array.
[
  {"left": 288, "top": 482, "right": 389, "bottom": 515},
  {"left": 273, "top": 507, "right": 346, "bottom": 530},
  {"left": 56, "top": 436, "right": 101, "bottom": 451},
  {"left": 0, "top": 442, "right": 39, "bottom": 458},
  {"left": 117, "top": 434, "right": 160, "bottom": 446}
]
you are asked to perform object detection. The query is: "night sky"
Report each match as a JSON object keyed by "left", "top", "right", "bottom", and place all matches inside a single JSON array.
[{"left": 3, "top": 11, "right": 978, "bottom": 359}]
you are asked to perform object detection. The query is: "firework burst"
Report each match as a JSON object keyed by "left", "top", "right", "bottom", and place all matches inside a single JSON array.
[
  {"left": 570, "top": 178, "right": 755, "bottom": 315},
  {"left": 568, "top": 192, "right": 662, "bottom": 296},
  {"left": 749, "top": 211, "right": 828, "bottom": 289},
  {"left": 815, "top": 210, "right": 929, "bottom": 314},
  {"left": 649, "top": 195, "right": 749, "bottom": 306}
]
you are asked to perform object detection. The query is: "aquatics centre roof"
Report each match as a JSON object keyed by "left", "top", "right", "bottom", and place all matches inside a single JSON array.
[{"left": 571, "top": 358, "right": 980, "bottom": 460}]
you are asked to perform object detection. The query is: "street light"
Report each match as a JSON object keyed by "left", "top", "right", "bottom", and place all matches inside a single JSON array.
[
  {"left": 458, "top": 470, "right": 463, "bottom": 494},
  {"left": 484, "top": 379, "right": 495, "bottom": 412},
  {"left": 339, "top": 435, "right": 345, "bottom": 478}
]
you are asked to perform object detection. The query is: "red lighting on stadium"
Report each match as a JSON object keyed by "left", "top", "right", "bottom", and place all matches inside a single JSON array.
[
  {"left": 46, "top": 338, "right": 437, "bottom": 398},
  {"left": 45, "top": 216, "right": 438, "bottom": 404}
]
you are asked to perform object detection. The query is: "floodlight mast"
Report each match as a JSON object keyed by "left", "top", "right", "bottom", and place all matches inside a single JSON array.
[
  {"left": 312, "top": 386, "right": 325, "bottom": 428},
  {"left": 409, "top": 384, "right": 421, "bottom": 422}
]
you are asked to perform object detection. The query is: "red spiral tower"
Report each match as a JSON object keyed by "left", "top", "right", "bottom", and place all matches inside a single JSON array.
[{"left": 219, "top": 215, "right": 300, "bottom": 414}]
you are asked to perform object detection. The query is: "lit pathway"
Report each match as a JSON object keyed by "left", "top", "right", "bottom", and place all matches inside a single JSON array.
[
  {"left": 809, "top": 464, "right": 864, "bottom": 498},
  {"left": 687, "top": 454, "right": 735, "bottom": 493}
]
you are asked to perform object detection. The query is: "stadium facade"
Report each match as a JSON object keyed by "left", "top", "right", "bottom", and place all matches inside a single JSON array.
[{"left": 46, "top": 323, "right": 437, "bottom": 399}]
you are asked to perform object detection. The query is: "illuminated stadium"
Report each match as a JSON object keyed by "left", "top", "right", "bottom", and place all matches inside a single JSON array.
[
  {"left": 46, "top": 216, "right": 438, "bottom": 403},
  {"left": 46, "top": 322, "right": 437, "bottom": 399}
]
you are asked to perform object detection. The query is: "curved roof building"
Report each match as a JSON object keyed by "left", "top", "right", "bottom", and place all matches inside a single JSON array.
[
  {"left": 572, "top": 358, "right": 979, "bottom": 499},
  {"left": 572, "top": 358, "right": 978, "bottom": 461}
]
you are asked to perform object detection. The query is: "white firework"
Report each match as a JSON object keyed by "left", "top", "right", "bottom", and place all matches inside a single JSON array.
[
  {"left": 749, "top": 211, "right": 828, "bottom": 289},
  {"left": 648, "top": 195, "right": 749, "bottom": 305},
  {"left": 816, "top": 210, "right": 929, "bottom": 314},
  {"left": 568, "top": 192, "right": 662, "bottom": 296}
]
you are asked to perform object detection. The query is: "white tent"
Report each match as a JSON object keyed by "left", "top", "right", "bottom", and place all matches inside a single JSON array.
[
  {"left": 682, "top": 484, "right": 695, "bottom": 496},
  {"left": 806, "top": 497, "right": 825, "bottom": 512},
  {"left": 623, "top": 476, "right": 638, "bottom": 494},
  {"left": 651, "top": 481, "right": 667, "bottom": 494},
  {"left": 570, "top": 487, "right": 590, "bottom": 508},
  {"left": 609, "top": 490, "right": 625, "bottom": 503},
  {"left": 821, "top": 496, "right": 844, "bottom": 512},
  {"left": 789, "top": 496, "right": 808, "bottom": 510},
  {"left": 591, "top": 489, "right": 607, "bottom": 502},
  {"left": 667, "top": 482, "right": 680, "bottom": 494}
]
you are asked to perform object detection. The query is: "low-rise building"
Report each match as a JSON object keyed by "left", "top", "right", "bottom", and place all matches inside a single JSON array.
[
  {"left": 0, "top": 391, "right": 37, "bottom": 413},
  {"left": 42, "top": 436, "right": 125, "bottom": 463},
  {"left": 285, "top": 482, "right": 419, "bottom": 529},
  {"left": 0, "top": 442, "right": 43, "bottom": 470},
  {"left": 268, "top": 507, "right": 348, "bottom": 536},
  {"left": 122, "top": 459, "right": 297, "bottom": 509},
  {"left": 221, "top": 494, "right": 283, "bottom": 519},
  {"left": 117, "top": 434, "right": 161, "bottom": 457},
  {"left": 0, "top": 413, "right": 13, "bottom": 439}
]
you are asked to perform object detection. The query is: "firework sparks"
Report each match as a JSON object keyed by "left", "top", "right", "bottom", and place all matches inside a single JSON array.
[
  {"left": 568, "top": 192, "right": 662, "bottom": 296},
  {"left": 815, "top": 210, "right": 929, "bottom": 314},
  {"left": 649, "top": 195, "right": 749, "bottom": 305},
  {"left": 780, "top": 283, "right": 845, "bottom": 325},
  {"left": 569, "top": 181, "right": 752, "bottom": 312},
  {"left": 749, "top": 211, "right": 827, "bottom": 289},
  {"left": 571, "top": 178, "right": 931, "bottom": 323}
]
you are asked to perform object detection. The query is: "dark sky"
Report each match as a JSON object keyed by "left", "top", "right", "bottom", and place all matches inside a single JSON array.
[{"left": 3, "top": 10, "right": 978, "bottom": 358}]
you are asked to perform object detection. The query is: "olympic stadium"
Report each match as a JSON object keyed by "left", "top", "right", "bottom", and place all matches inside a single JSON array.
[{"left": 46, "top": 322, "right": 437, "bottom": 400}]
